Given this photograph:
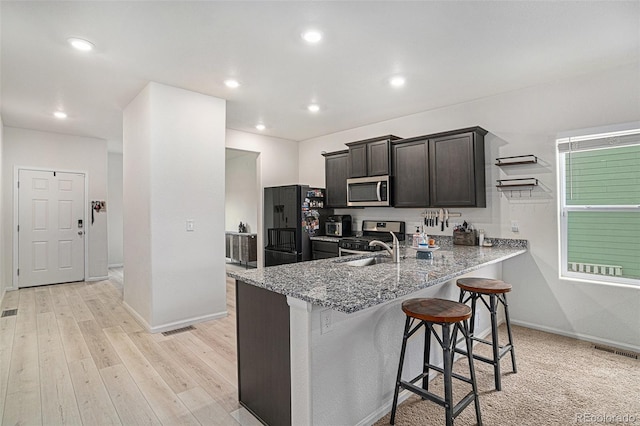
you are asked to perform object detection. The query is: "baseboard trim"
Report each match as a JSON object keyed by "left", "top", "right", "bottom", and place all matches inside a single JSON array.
[
  {"left": 121, "top": 301, "right": 228, "bottom": 334},
  {"left": 86, "top": 275, "right": 109, "bottom": 282},
  {"left": 108, "top": 263, "right": 123, "bottom": 268},
  {"left": 510, "top": 320, "right": 640, "bottom": 354}
]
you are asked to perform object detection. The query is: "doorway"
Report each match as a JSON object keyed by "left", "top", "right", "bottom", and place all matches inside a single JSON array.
[
  {"left": 225, "top": 149, "right": 260, "bottom": 268},
  {"left": 16, "top": 168, "right": 86, "bottom": 287}
]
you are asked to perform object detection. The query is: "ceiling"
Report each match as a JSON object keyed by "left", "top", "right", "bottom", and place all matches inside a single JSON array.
[{"left": 1, "top": 1, "right": 638, "bottom": 153}]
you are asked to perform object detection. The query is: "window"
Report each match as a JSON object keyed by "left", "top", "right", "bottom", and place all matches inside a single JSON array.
[{"left": 557, "top": 126, "right": 640, "bottom": 287}]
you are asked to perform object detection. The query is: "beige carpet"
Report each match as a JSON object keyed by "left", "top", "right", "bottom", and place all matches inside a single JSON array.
[{"left": 375, "top": 325, "right": 640, "bottom": 425}]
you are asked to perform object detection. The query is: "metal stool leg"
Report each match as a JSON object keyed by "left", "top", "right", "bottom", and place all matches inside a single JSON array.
[
  {"left": 469, "top": 292, "right": 478, "bottom": 338},
  {"left": 390, "top": 316, "right": 412, "bottom": 425},
  {"left": 502, "top": 293, "right": 517, "bottom": 373},
  {"left": 423, "top": 321, "right": 431, "bottom": 393},
  {"left": 463, "top": 319, "right": 483, "bottom": 426},
  {"left": 489, "top": 294, "right": 502, "bottom": 391},
  {"left": 442, "top": 323, "right": 454, "bottom": 426}
]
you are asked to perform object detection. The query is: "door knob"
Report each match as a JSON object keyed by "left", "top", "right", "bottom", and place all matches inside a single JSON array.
[{"left": 78, "top": 231, "right": 84, "bottom": 236}]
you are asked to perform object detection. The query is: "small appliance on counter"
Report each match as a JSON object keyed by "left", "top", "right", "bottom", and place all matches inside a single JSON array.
[
  {"left": 338, "top": 220, "right": 405, "bottom": 256},
  {"left": 325, "top": 215, "right": 352, "bottom": 237}
]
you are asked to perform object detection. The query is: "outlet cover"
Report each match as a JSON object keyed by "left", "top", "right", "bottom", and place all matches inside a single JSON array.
[{"left": 320, "top": 309, "right": 332, "bottom": 334}]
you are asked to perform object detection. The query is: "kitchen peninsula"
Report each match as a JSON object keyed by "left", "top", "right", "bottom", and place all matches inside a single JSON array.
[{"left": 227, "top": 239, "right": 527, "bottom": 426}]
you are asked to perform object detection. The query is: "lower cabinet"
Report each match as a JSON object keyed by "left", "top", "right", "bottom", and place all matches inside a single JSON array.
[
  {"left": 312, "top": 240, "right": 339, "bottom": 259},
  {"left": 226, "top": 233, "right": 257, "bottom": 266},
  {"left": 236, "top": 281, "right": 291, "bottom": 425}
]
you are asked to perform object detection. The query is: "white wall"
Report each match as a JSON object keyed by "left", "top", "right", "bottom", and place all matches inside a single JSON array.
[
  {"left": 226, "top": 129, "right": 299, "bottom": 266},
  {"left": 298, "top": 63, "right": 640, "bottom": 350},
  {"left": 0, "top": 115, "right": 4, "bottom": 298},
  {"left": 225, "top": 149, "right": 258, "bottom": 233},
  {"left": 107, "top": 153, "right": 123, "bottom": 267},
  {"left": 2, "top": 127, "right": 109, "bottom": 288},
  {"left": 122, "top": 85, "right": 153, "bottom": 323},
  {"left": 123, "top": 82, "right": 227, "bottom": 332}
]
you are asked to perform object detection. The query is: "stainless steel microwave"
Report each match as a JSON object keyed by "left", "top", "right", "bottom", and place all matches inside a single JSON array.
[{"left": 347, "top": 176, "right": 391, "bottom": 207}]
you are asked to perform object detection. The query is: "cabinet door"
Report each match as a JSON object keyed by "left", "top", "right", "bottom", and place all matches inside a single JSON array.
[
  {"left": 393, "top": 139, "right": 429, "bottom": 207},
  {"left": 367, "top": 139, "right": 390, "bottom": 176},
  {"left": 325, "top": 152, "right": 349, "bottom": 208},
  {"left": 348, "top": 144, "right": 367, "bottom": 178},
  {"left": 429, "top": 132, "right": 485, "bottom": 207}
]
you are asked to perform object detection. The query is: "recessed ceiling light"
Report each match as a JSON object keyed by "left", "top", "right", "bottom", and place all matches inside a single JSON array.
[
  {"left": 389, "top": 76, "right": 406, "bottom": 87},
  {"left": 224, "top": 79, "right": 240, "bottom": 89},
  {"left": 53, "top": 111, "right": 67, "bottom": 119},
  {"left": 255, "top": 124, "right": 266, "bottom": 131},
  {"left": 301, "top": 30, "right": 323, "bottom": 44},
  {"left": 67, "top": 38, "right": 95, "bottom": 52},
  {"left": 307, "top": 104, "right": 320, "bottom": 113}
]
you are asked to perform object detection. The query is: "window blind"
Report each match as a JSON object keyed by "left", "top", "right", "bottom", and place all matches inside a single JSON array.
[
  {"left": 557, "top": 128, "right": 640, "bottom": 153},
  {"left": 564, "top": 144, "right": 640, "bottom": 205}
]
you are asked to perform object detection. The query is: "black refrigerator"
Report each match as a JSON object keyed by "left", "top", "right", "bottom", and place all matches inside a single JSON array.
[{"left": 264, "top": 185, "right": 331, "bottom": 267}]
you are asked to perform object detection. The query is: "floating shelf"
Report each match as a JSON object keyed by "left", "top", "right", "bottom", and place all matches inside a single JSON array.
[
  {"left": 495, "top": 154, "right": 538, "bottom": 166},
  {"left": 496, "top": 178, "right": 539, "bottom": 190}
]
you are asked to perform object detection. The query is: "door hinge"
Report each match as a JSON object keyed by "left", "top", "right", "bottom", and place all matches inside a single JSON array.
[
  {"left": 17, "top": 181, "right": 20, "bottom": 189},
  {"left": 17, "top": 225, "right": 19, "bottom": 232},
  {"left": 17, "top": 269, "right": 19, "bottom": 276}
]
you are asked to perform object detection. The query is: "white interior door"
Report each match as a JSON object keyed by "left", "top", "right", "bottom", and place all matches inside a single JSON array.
[{"left": 18, "top": 169, "right": 85, "bottom": 287}]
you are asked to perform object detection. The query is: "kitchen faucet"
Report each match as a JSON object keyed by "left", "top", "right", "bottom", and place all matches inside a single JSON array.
[{"left": 369, "top": 231, "right": 400, "bottom": 263}]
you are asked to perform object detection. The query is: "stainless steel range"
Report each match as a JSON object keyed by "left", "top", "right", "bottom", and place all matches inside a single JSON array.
[{"left": 338, "top": 220, "right": 405, "bottom": 256}]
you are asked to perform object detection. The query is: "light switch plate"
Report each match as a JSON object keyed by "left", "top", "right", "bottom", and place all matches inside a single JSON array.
[
  {"left": 186, "top": 219, "right": 195, "bottom": 232},
  {"left": 511, "top": 220, "right": 519, "bottom": 232}
]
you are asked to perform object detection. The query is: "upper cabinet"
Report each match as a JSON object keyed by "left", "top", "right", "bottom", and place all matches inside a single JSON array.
[
  {"left": 323, "top": 127, "right": 487, "bottom": 209},
  {"left": 322, "top": 150, "right": 349, "bottom": 208},
  {"left": 429, "top": 127, "right": 487, "bottom": 208},
  {"left": 392, "top": 138, "right": 430, "bottom": 208},
  {"left": 346, "top": 135, "right": 401, "bottom": 178},
  {"left": 392, "top": 127, "right": 487, "bottom": 208}
]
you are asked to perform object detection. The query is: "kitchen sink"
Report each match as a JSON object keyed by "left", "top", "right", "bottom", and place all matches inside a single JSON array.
[{"left": 343, "top": 256, "right": 393, "bottom": 267}]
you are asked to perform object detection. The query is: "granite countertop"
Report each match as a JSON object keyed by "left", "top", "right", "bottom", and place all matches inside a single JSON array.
[
  {"left": 225, "top": 231, "right": 257, "bottom": 236},
  {"left": 227, "top": 239, "right": 527, "bottom": 314}
]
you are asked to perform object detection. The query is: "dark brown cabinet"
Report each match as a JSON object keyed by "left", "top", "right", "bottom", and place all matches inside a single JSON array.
[
  {"left": 323, "top": 150, "right": 349, "bottom": 208},
  {"left": 392, "top": 138, "right": 429, "bottom": 207},
  {"left": 346, "top": 135, "right": 401, "bottom": 178},
  {"left": 391, "top": 127, "right": 487, "bottom": 208},
  {"left": 312, "top": 240, "right": 339, "bottom": 259},
  {"left": 429, "top": 128, "right": 486, "bottom": 207}
]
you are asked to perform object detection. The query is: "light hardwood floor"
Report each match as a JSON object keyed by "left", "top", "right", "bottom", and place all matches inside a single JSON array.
[{"left": 0, "top": 268, "right": 261, "bottom": 426}]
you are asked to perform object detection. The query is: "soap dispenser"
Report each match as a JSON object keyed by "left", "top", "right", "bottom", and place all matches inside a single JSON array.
[{"left": 412, "top": 227, "right": 422, "bottom": 247}]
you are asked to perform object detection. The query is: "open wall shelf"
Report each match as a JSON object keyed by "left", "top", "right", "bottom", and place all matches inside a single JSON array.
[{"left": 495, "top": 154, "right": 538, "bottom": 166}]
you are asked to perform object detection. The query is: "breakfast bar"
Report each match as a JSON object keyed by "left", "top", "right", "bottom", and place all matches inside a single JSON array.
[{"left": 227, "top": 239, "right": 527, "bottom": 426}]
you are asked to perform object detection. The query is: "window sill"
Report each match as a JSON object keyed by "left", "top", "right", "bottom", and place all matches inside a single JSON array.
[{"left": 560, "top": 274, "right": 640, "bottom": 290}]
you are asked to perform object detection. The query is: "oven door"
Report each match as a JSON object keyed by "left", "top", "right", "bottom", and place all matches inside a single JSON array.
[{"left": 347, "top": 176, "right": 390, "bottom": 207}]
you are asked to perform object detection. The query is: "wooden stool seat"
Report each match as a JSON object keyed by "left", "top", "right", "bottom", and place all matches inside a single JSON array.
[
  {"left": 402, "top": 298, "right": 471, "bottom": 323},
  {"left": 457, "top": 277, "right": 512, "bottom": 294}
]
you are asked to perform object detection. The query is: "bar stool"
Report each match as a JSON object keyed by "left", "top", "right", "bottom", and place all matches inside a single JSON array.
[
  {"left": 455, "top": 278, "right": 516, "bottom": 391},
  {"left": 390, "top": 298, "right": 482, "bottom": 426}
]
